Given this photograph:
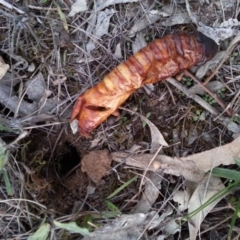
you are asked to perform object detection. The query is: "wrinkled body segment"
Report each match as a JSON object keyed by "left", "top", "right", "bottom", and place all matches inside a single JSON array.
[{"left": 71, "top": 32, "right": 218, "bottom": 137}]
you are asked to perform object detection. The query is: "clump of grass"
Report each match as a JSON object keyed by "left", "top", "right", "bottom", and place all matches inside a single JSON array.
[
  {"left": 181, "top": 76, "right": 193, "bottom": 87},
  {"left": 203, "top": 93, "right": 216, "bottom": 105}
]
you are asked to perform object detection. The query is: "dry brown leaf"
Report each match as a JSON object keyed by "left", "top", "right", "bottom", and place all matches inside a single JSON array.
[
  {"left": 52, "top": 75, "right": 67, "bottom": 86},
  {"left": 120, "top": 107, "right": 169, "bottom": 148},
  {"left": 128, "top": 6, "right": 190, "bottom": 37},
  {"left": 25, "top": 72, "right": 46, "bottom": 102},
  {"left": 0, "top": 56, "right": 9, "bottom": 80},
  {"left": 113, "top": 43, "right": 123, "bottom": 59},
  {"left": 94, "top": 9, "right": 116, "bottom": 38},
  {"left": 95, "top": 0, "right": 140, "bottom": 11},
  {"left": 196, "top": 51, "right": 225, "bottom": 79},
  {"left": 111, "top": 136, "right": 240, "bottom": 182},
  {"left": 68, "top": 0, "right": 88, "bottom": 17},
  {"left": 188, "top": 175, "right": 225, "bottom": 240},
  {"left": 173, "top": 189, "right": 191, "bottom": 212},
  {"left": 219, "top": 18, "right": 240, "bottom": 28},
  {"left": 82, "top": 211, "right": 174, "bottom": 240},
  {"left": 86, "top": 8, "right": 116, "bottom": 53},
  {"left": 133, "top": 172, "right": 163, "bottom": 214},
  {"left": 188, "top": 81, "right": 225, "bottom": 96}
]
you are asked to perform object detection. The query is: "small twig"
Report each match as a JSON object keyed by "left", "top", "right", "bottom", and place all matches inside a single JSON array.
[
  {"left": 27, "top": 5, "right": 68, "bottom": 11},
  {"left": 8, "top": 131, "right": 28, "bottom": 148},
  {"left": 138, "top": 146, "right": 163, "bottom": 194},
  {"left": 0, "top": 8, "right": 18, "bottom": 19},
  {"left": 184, "top": 70, "right": 233, "bottom": 116},
  {"left": 201, "top": 65, "right": 220, "bottom": 87},
  {"left": 23, "top": 122, "right": 66, "bottom": 130},
  {"left": 0, "top": 0, "right": 25, "bottom": 14},
  {"left": 164, "top": 81, "right": 176, "bottom": 105},
  {"left": 167, "top": 77, "right": 219, "bottom": 116},
  {"left": 230, "top": 89, "right": 240, "bottom": 112},
  {"left": 185, "top": 0, "right": 198, "bottom": 25}
]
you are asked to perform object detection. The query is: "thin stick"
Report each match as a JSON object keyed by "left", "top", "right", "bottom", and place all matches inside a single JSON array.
[
  {"left": 184, "top": 70, "right": 233, "bottom": 116},
  {"left": 0, "top": 0, "right": 25, "bottom": 14}
]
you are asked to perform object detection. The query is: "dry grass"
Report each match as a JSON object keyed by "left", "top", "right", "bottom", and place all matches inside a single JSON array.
[{"left": 0, "top": 0, "right": 240, "bottom": 239}]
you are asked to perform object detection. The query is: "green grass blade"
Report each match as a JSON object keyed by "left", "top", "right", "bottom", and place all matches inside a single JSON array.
[
  {"left": 183, "top": 180, "right": 240, "bottom": 221},
  {"left": 3, "top": 169, "right": 13, "bottom": 196},
  {"left": 211, "top": 168, "right": 240, "bottom": 181},
  {"left": 27, "top": 223, "right": 50, "bottom": 240},
  {"left": 53, "top": 220, "right": 89, "bottom": 236},
  {"left": 54, "top": 1, "right": 68, "bottom": 31},
  {"left": 106, "top": 176, "right": 138, "bottom": 199},
  {"left": 234, "top": 158, "right": 240, "bottom": 167},
  {"left": 0, "top": 124, "right": 15, "bottom": 133},
  {"left": 0, "top": 140, "right": 8, "bottom": 170},
  {"left": 104, "top": 199, "right": 121, "bottom": 214},
  {"left": 228, "top": 197, "right": 240, "bottom": 240}
]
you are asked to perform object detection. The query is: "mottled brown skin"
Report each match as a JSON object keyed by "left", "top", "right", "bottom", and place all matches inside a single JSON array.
[{"left": 71, "top": 32, "right": 218, "bottom": 137}]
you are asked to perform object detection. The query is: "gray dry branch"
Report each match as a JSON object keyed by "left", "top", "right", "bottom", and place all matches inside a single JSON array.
[{"left": 111, "top": 135, "right": 240, "bottom": 182}]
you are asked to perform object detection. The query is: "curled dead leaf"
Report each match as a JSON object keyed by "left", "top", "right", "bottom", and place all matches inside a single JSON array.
[{"left": 0, "top": 56, "right": 9, "bottom": 80}]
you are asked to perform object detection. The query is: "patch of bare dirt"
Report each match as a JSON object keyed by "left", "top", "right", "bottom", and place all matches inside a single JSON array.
[{"left": 19, "top": 127, "right": 136, "bottom": 215}]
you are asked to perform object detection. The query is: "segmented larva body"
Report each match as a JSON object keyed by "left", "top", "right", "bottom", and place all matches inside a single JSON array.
[{"left": 71, "top": 32, "right": 218, "bottom": 136}]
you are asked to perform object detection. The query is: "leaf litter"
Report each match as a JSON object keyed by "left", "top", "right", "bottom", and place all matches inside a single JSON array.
[
  {"left": 112, "top": 135, "right": 240, "bottom": 180},
  {"left": 0, "top": 0, "right": 240, "bottom": 239}
]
